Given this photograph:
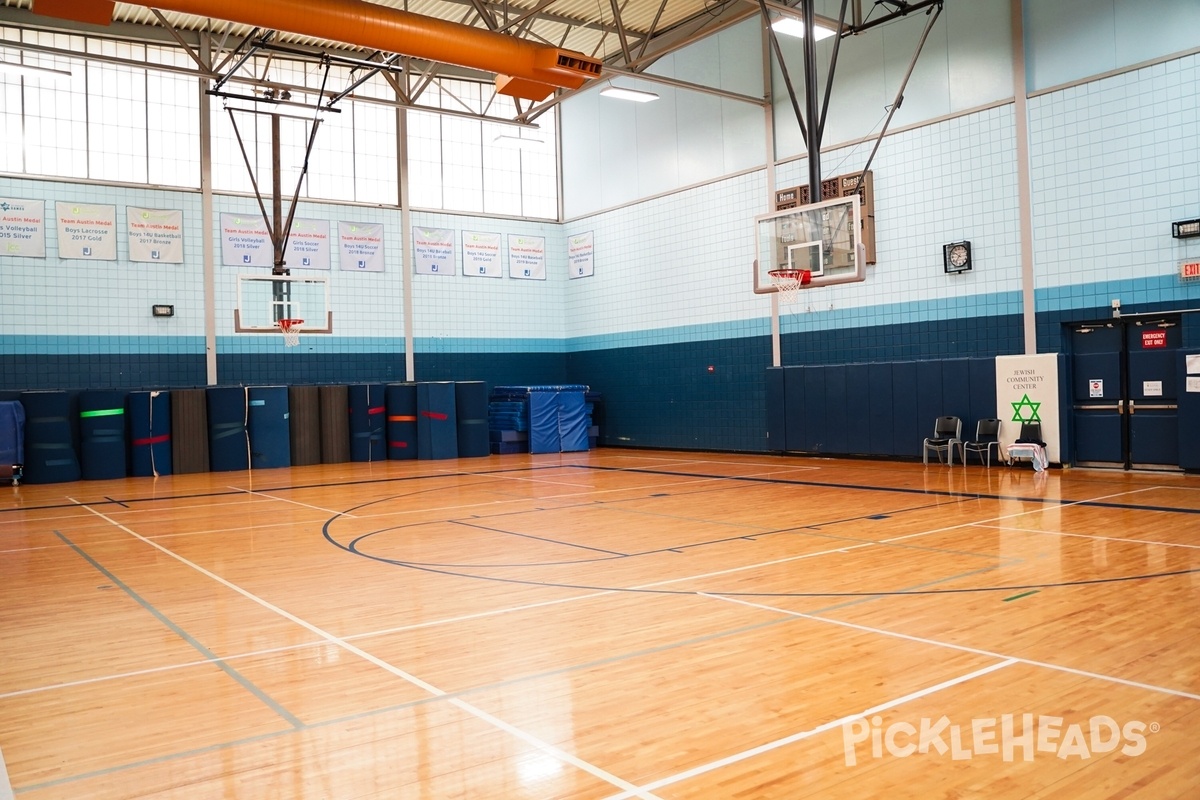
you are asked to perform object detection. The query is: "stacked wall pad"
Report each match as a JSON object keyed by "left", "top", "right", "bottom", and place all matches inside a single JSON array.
[
  {"left": 417, "top": 382, "right": 458, "bottom": 460},
  {"left": 247, "top": 386, "right": 291, "bottom": 469},
  {"left": 529, "top": 388, "right": 590, "bottom": 453},
  {"left": 289, "top": 386, "right": 322, "bottom": 466},
  {"left": 171, "top": 388, "right": 209, "bottom": 474},
  {"left": 207, "top": 387, "right": 249, "bottom": 472},
  {"left": 348, "top": 384, "right": 386, "bottom": 462},
  {"left": 0, "top": 401, "right": 24, "bottom": 481},
  {"left": 128, "top": 391, "right": 172, "bottom": 477},
  {"left": 455, "top": 381, "right": 489, "bottom": 458},
  {"left": 319, "top": 385, "right": 350, "bottom": 463},
  {"left": 19, "top": 391, "right": 81, "bottom": 484},
  {"left": 488, "top": 387, "right": 529, "bottom": 454},
  {"left": 385, "top": 383, "right": 418, "bottom": 460},
  {"left": 79, "top": 390, "right": 128, "bottom": 480}
]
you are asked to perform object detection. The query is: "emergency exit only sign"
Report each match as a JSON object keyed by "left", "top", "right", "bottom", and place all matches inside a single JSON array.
[{"left": 1142, "top": 330, "right": 1167, "bottom": 348}]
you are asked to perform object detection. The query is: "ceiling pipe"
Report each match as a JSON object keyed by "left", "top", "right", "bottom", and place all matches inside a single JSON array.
[{"left": 31, "top": 0, "right": 602, "bottom": 100}]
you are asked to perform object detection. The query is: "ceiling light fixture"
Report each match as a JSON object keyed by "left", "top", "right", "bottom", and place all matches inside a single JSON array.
[
  {"left": 599, "top": 84, "right": 659, "bottom": 103},
  {"left": 771, "top": 17, "right": 837, "bottom": 41},
  {"left": 0, "top": 60, "right": 73, "bottom": 81}
]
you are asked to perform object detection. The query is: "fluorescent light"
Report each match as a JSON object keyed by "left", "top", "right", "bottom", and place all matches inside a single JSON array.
[
  {"left": 493, "top": 134, "right": 544, "bottom": 149},
  {"left": 599, "top": 85, "right": 659, "bottom": 103},
  {"left": 0, "top": 60, "right": 73, "bottom": 82},
  {"left": 771, "top": 17, "right": 837, "bottom": 41}
]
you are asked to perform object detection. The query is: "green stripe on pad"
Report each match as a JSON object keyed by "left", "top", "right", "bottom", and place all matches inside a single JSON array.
[{"left": 80, "top": 408, "right": 124, "bottom": 418}]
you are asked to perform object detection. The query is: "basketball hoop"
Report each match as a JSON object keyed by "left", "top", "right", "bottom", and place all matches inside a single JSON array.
[
  {"left": 277, "top": 318, "right": 304, "bottom": 347},
  {"left": 768, "top": 268, "right": 811, "bottom": 305}
]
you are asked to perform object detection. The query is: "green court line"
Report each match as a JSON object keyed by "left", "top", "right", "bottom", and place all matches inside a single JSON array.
[{"left": 1003, "top": 589, "right": 1040, "bottom": 602}]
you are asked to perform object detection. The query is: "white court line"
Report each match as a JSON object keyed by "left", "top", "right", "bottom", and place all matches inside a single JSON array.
[
  {"left": 606, "top": 658, "right": 1019, "bottom": 798},
  {"left": 229, "top": 486, "right": 358, "bottom": 518},
  {"left": 68, "top": 499, "right": 660, "bottom": 800},
  {"left": 707, "top": 594, "right": 1200, "bottom": 702},
  {"left": 975, "top": 522, "right": 1200, "bottom": 551}
]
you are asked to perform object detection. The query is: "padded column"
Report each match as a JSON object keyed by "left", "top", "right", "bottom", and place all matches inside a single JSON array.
[
  {"left": 128, "top": 391, "right": 172, "bottom": 477},
  {"left": 319, "top": 385, "right": 350, "bottom": 464},
  {"left": 78, "top": 390, "right": 128, "bottom": 480},
  {"left": 417, "top": 382, "right": 458, "bottom": 459},
  {"left": 455, "top": 381, "right": 489, "bottom": 458},
  {"left": 289, "top": 386, "right": 322, "bottom": 467},
  {"left": 207, "top": 387, "right": 249, "bottom": 472},
  {"left": 170, "top": 388, "right": 209, "bottom": 474},
  {"left": 385, "top": 382, "right": 418, "bottom": 460},
  {"left": 348, "top": 383, "right": 386, "bottom": 462},
  {"left": 19, "top": 391, "right": 81, "bottom": 484},
  {"left": 247, "top": 386, "right": 291, "bottom": 469}
]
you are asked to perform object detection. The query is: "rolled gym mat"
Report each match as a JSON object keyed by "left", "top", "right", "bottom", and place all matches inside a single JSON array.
[
  {"left": 128, "top": 391, "right": 172, "bottom": 477},
  {"left": 247, "top": 386, "right": 290, "bottom": 469},
  {"left": 207, "top": 387, "right": 249, "bottom": 472},
  {"left": 455, "top": 381, "right": 489, "bottom": 458},
  {"left": 417, "top": 382, "right": 458, "bottom": 460},
  {"left": 171, "top": 388, "right": 209, "bottom": 474},
  {"left": 348, "top": 383, "right": 386, "bottom": 462},
  {"left": 79, "top": 390, "right": 127, "bottom": 480},
  {"left": 19, "top": 391, "right": 81, "bottom": 484},
  {"left": 385, "top": 382, "right": 418, "bottom": 460},
  {"left": 289, "top": 386, "right": 321, "bottom": 467},
  {"left": 319, "top": 385, "right": 350, "bottom": 464}
]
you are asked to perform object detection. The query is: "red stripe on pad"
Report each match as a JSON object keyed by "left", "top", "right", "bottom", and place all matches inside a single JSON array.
[
  {"left": 133, "top": 434, "right": 170, "bottom": 446},
  {"left": 420, "top": 411, "right": 449, "bottom": 421}
]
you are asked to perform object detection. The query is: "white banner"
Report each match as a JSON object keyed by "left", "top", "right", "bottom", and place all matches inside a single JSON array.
[
  {"left": 338, "top": 221, "right": 385, "bottom": 272},
  {"left": 414, "top": 227, "right": 455, "bottom": 276},
  {"left": 508, "top": 234, "right": 546, "bottom": 280},
  {"left": 57, "top": 202, "right": 117, "bottom": 260},
  {"left": 286, "top": 219, "right": 331, "bottom": 270},
  {"left": 995, "top": 354, "right": 1061, "bottom": 463},
  {"left": 462, "top": 231, "right": 502, "bottom": 278},
  {"left": 0, "top": 198, "right": 46, "bottom": 257},
  {"left": 568, "top": 230, "right": 594, "bottom": 279},
  {"left": 127, "top": 207, "right": 184, "bottom": 263},
  {"left": 220, "top": 213, "right": 273, "bottom": 267}
]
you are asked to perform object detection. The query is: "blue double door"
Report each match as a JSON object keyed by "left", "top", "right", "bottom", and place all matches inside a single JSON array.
[{"left": 1070, "top": 316, "right": 1181, "bottom": 469}]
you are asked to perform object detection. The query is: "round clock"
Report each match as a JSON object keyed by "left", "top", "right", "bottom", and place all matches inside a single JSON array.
[{"left": 943, "top": 241, "right": 971, "bottom": 273}]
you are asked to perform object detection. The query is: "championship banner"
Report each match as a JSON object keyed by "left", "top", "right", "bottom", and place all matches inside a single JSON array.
[
  {"left": 286, "top": 219, "right": 331, "bottom": 270},
  {"left": 413, "top": 227, "right": 455, "bottom": 276},
  {"left": 568, "top": 231, "right": 594, "bottom": 279},
  {"left": 338, "top": 221, "right": 385, "bottom": 272},
  {"left": 220, "top": 213, "right": 273, "bottom": 267},
  {"left": 127, "top": 207, "right": 184, "bottom": 263},
  {"left": 508, "top": 234, "right": 546, "bottom": 280},
  {"left": 462, "top": 231, "right": 502, "bottom": 278},
  {"left": 56, "top": 202, "right": 117, "bottom": 260},
  {"left": 0, "top": 198, "right": 46, "bottom": 257}
]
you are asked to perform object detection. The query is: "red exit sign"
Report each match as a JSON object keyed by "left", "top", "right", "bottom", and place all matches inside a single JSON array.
[
  {"left": 1183, "top": 261, "right": 1200, "bottom": 279},
  {"left": 1142, "top": 330, "right": 1167, "bottom": 348}
]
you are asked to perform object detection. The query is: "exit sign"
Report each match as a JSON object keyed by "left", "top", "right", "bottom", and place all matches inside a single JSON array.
[
  {"left": 1183, "top": 261, "right": 1200, "bottom": 279},
  {"left": 1142, "top": 330, "right": 1167, "bottom": 348}
]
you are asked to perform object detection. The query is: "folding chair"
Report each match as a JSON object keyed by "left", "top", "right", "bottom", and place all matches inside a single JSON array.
[
  {"left": 960, "top": 418, "right": 1002, "bottom": 466},
  {"left": 923, "top": 416, "right": 962, "bottom": 465}
]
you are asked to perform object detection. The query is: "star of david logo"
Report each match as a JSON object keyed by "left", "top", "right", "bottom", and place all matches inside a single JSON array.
[
  {"left": 0, "top": 202, "right": 10, "bottom": 211},
  {"left": 1011, "top": 393, "right": 1042, "bottom": 423}
]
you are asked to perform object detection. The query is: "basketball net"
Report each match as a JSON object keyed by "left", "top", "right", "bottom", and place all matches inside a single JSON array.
[
  {"left": 768, "top": 269, "right": 811, "bottom": 306},
  {"left": 278, "top": 318, "right": 304, "bottom": 347}
]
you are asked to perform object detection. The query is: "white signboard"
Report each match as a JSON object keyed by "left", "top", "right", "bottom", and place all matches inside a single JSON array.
[
  {"left": 286, "top": 219, "right": 331, "bottom": 270},
  {"left": 127, "top": 207, "right": 184, "bottom": 263},
  {"left": 508, "top": 234, "right": 546, "bottom": 280},
  {"left": 1187, "top": 376, "right": 1200, "bottom": 393},
  {"left": 1187, "top": 354, "right": 1200, "bottom": 374},
  {"left": 337, "top": 221, "right": 385, "bottom": 272},
  {"left": 1088, "top": 379, "right": 1103, "bottom": 398},
  {"left": 57, "top": 202, "right": 117, "bottom": 260},
  {"left": 413, "top": 227, "right": 455, "bottom": 275},
  {"left": 995, "top": 354, "right": 1061, "bottom": 463},
  {"left": 0, "top": 198, "right": 46, "bottom": 257},
  {"left": 462, "top": 231, "right": 502, "bottom": 278},
  {"left": 568, "top": 231, "right": 594, "bottom": 278},
  {"left": 220, "top": 213, "right": 273, "bottom": 267},
  {"left": 1143, "top": 380, "right": 1163, "bottom": 397}
]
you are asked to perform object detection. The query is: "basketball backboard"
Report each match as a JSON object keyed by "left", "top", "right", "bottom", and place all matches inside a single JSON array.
[
  {"left": 235, "top": 274, "right": 332, "bottom": 333},
  {"left": 753, "top": 194, "right": 865, "bottom": 293}
]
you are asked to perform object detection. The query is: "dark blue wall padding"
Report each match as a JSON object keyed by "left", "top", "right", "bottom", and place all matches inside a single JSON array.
[
  {"left": 783, "top": 367, "right": 807, "bottom": 452},
  {"left": 528, "top": 391, "right": 560, "bottom": 454},
  {"left": 207, "top": 387, "right": 249, "bottom": 472},
  {"left": 318, "top": 385, "right": 351, "bottom": 464},
  {"left": 417, "top": 382, "right": 458, "bottom": 459},
  {"left": 802, "top": 367, "right": 827, "bottom": 452},
  {"left": 348, "top": 384, "right": 386, "bottom": 462},
  {"left": 823, "top": 367, "right": 849, "bottom": 455},
  {"left": 78, "top": 391, "right": 127, "bottom": 480},
  {"left": 385, "top": 383, "right": 418, "bottom": 460},
  {"left": 171, "top": 388, "right": 209, "bottom": 474},
  {"left": 891, "top": 362, "right": 920, "bottom": 456},
  {"left": 1179, "top": 350, "right": 1200, "bottom": 470},
  {"left": 0, "top": 400, "right": 24, "bottom": 473},
  {"left": 557, "top": 391, "right": 590, "bottom": 452},
  {"left": 845, "top": 365, "right": 871, "bottom": 455},
  {"left": 867, "top": 363, "right": 894, "bottom": 456},
  {"left": 19, "top": 391, "right": 81, "bottom": 484},
  {"left": 128, "top": 391, "right": 172, "bottom": 478},
  {"left": 247, "top": 386, "right": 291, "bottom": 469},
  {"left": 288, "top": 386, "right": 321, "bottom": 467},
  {"left": 765, "top": 367, "right": 785, "bottom": 451},
  {"left": 455, "top": 381, "right": 490, "bottom": 458}
]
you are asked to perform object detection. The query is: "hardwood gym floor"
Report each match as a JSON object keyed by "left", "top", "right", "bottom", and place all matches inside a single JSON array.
[{"left": 1, "top": 450, "right": 1198, "bottom": 798}]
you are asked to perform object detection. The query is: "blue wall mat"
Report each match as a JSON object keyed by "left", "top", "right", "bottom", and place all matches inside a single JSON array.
[
  {"left": 219, "top": 354, "right": 408, "bottom": 387},
  {"left": 79, "top": 390, "right": 128, "bottom": 480},
  {"left": 0, "top": 354, "right": 206, "bottom": 392},
  {"left": 765, "top": 367, "right": 785, "bottom": 452},
  {"left": 967, "top": 358, "right": 998, "bottom": 436},
  {"left": 941, "top": 360, "right": 972, "bottom": 422},
  {"left": 557, "top": 391, "right": 590, "bottom": 452},
  {"left": 802, "top": 367, "right": 827, "bottom": 453},
  {"left": 867, "top": 363, "right": 894, "bottom": 456},
  {"left": 455, "top": 381, "right": 490, "bottom": 458},
  {"left": 915, "top": 360, "right": 947, "bottom": 450},
  {"left": 416, "top": 382, "right": 458, "bottom": 459},
  {"left": 247, "top": 386, "right": 291, "bottom": 469},
  {"left": 19, "top": 391, "right": 81, "bottom": 484},
  {"left": 348, "top": 384, "right": 386, "bottom": 462},
  {"left": 528, "top": 391, "right": 561, "bottom": 454},
  {"left": 783, "top": 366, "right": 807, "bottom": 452},
  {"left": 128, "top": 391, "right": 172, "bottom": 477},
  {"left": 845, "top": 364, "right": 871, "bottom": 455},
  {"left": 207, "top": 387, "right": 249, "bottom": 472},
  {"left": 823, "top": 367, "right": 849, "bottom": 455},
  {"left": 0, "top": 401, "right": 24, "bottom": 474},
  {"left": 891, "top": 362, "right": 920, "bottom": 457},
  {"left": 385, "top": 383, "right": 418, "bottom": 460}
]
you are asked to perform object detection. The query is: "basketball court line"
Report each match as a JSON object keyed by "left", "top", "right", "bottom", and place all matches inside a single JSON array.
[
  {"left": 604, "top": 658, "right": 1021, "bottom": 799},
  {"left": 229, "top": 486, "right": 359, "bottom": 518},
  {"left": 976, "top": 522, "right": 1200, "bottom": 551},
  {"left": 67, "top": 498, "right": 660, "bottom": 799}
]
